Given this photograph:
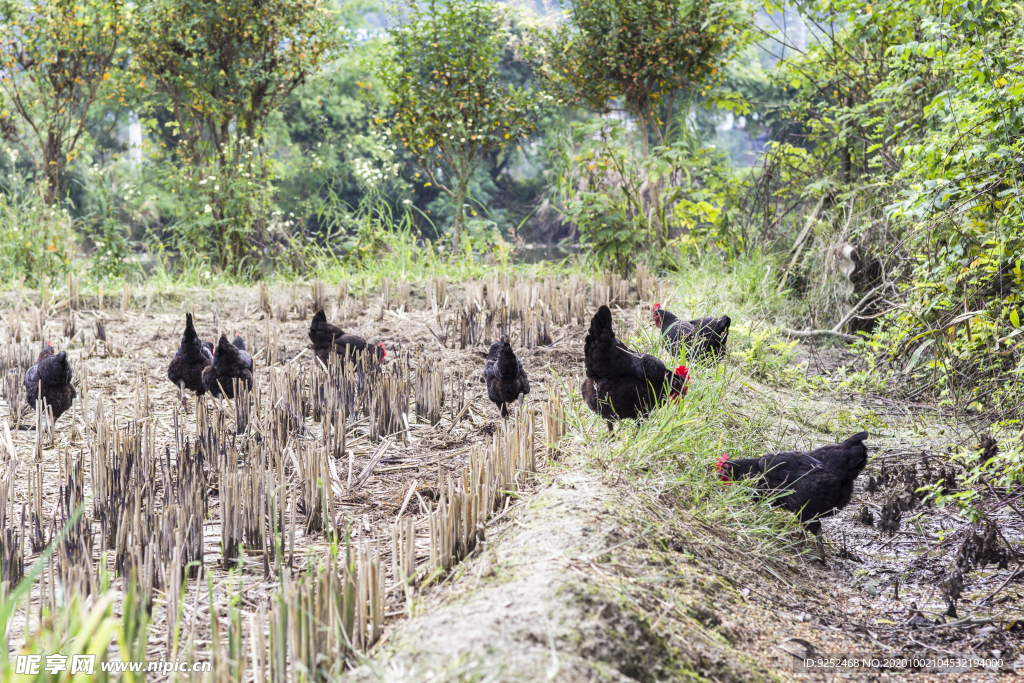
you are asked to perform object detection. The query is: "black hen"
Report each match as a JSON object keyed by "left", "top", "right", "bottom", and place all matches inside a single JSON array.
[
  {"left": 308, "top": 309, "right": 385, "bottom": 364},
  {"left": 716, "top": 431, "right": 870, "bottom": 534},
  {"left": 202, "top": 334, "right": 254, "bottom": 399},
  {"left": 167, "top": 313, "right": 213, "bottom": 395},
  {"left": 651, "top": 305, "right": 730, "bottom": 359},
  {"left": 24, "top": 343, "right": 76, "bottom": 422},
  {"left": 231, "top": 332, "right": 254, "bottom": 371},
  {"left": 582, "top": 305, "right": 688, "bottom": 431},
  {"left": 483, "top": 338, "right": 530, "bottom": 418}
]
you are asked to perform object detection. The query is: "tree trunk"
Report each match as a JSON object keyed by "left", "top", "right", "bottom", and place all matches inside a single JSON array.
[
  {"left": 43, "top": 129, "right": 61, "bottom": 206},
  {"left": 840, "top": 95, "right": 853, "bottom": 183},
  {"left": 637, "top": 110, "right": 665, "bottom": 245},
  {"left": 649, "top": 178, "right": 665, "bottom": 245},
  {"left": 451, "top": 182, "right": 466, "bottom": 261}
]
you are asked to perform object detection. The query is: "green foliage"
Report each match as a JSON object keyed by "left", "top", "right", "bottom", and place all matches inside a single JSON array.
[
  {"left": 313, "top": 184, "right": 422, "bottom": 269},
  {"left": 544, "top": 0, "right": 750, "bottom": 121},
  {"left": 923, "top": 432, "right": 1024, "bottom": 523},
  {"left": 554, "top": 119, "right": 649, "bottom": 271},
  {"left": 81, "top": 163, "right": 139, "bottom": 280},
  {"left": 733, "top": 326, "right": 798, "bottom": 383},
  {"left": 654, "top": 125, "right": 745, "bottom": 254},
  {"left": 147, "top": 136, "right": 281, "bottom": 278},
  {"left": 543, "top": 0, "right": 752, "bottom": 245},
  {"left": 132, "top": 0, "right": 339, "bottom": 148},
  {"left": 554, "top": 113, "right": 741, "bottom": 271},
  {"left": 377, "top": 0, "right": 545, "bottom": 257},
  {"left": 117, "top": 575, "right": 150, "bottom": 683},
  {"left": 0, "top": 168, "right": 75, "bottom": 286},
  {"left": 0, "top": 0, "right": 127, "bottom": 204},
  {"left": 131, "top": 0, "right": 340, "bottom": 274},
  {"left": 874, "top": 3, "right": 1024, "bottom": 403},
  {"left": 731, "top": 0, "right": 1024, "bottom": 408},
  {"left": 270, "top": 39, "right": 396, "bottom": 223}
]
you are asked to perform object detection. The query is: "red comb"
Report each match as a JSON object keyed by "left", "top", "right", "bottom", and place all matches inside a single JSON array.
[
  {"left": 379, "top": 343, "right": 387, "bottom": 358},
  {"left": 652, "top": 303, "right": 661, "bottom": 311},
  {"left": 716, "top": 453, "right": 732, "bottom": 483},
  {"left": 675, "top": 365, "right": 690, "bottom": 397}
]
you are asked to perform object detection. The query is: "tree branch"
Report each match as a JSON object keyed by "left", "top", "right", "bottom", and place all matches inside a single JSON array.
[
  {"left": 831, "top": 284, "right": 883, "bottom": 333},
  {"left": 781, "top": 328, "right": 858, "bottom": 343}
]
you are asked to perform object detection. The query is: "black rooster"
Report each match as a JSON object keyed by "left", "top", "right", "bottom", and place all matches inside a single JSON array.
[
  {"left": 202, "top": 334, "right": 254, "bottom": 399},
  {"left": 24, "top": 342, "right": 76, "bottom": 422},
  {"left": 167, "top": 313, "right": 213, "bottom": 395},
  {"left": 308, "top": 310, "right": 385, "bottom": 364},
  {"left": 716, "top": 432, "right": 869, "bottom": 556},
  {"left": 483, "top": 337, "right": 530, "bottom": 418},
  {"left": 582, "top": 305, "right": 688, "bottom": 431},
  {"left": 651, "top": 304, "right": 730, "bottom": 359}
]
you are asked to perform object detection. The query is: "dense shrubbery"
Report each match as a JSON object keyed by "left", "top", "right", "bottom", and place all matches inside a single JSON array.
[{"left": 745, "top": 0, "right": 1024, "bottom": 409}]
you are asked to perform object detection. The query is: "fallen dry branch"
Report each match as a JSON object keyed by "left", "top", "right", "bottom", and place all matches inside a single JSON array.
[{"left": 781, "top": 328, "right": 858, "bottom": 343}]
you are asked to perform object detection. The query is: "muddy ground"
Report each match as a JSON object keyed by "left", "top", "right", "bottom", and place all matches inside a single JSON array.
[{"left": 0, "top": 279, "right": 1021, "bottom": 681}]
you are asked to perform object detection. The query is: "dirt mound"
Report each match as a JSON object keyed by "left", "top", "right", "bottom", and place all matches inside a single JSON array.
[{"left": 346, "top": 469, "right": 767, "bottom": 683}]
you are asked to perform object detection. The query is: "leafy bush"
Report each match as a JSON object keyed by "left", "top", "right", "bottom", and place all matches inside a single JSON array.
[
  {"left": 79, "top": 163, "right": 141, "bottom": 281},
  {"left": 131, "top": 0, "right": 339, "bottom": 275},
  {"left": 752, "top": 0, "right": 1024, "bottom": 409},
  {"left": 150, "top": 137, "right": 279, "bottom": 277},
  {"left": 922, "top": 434, "right": 1024, "bottom": 523},
  {"left": 555, "top": 116, "right": 741, "bottom": 271},
  {"left": 554, "top": 118, "right": 655, "bottom": 271},
  {"left": 0, "top": 0, "right": 126, "bottom": 205},
  {"left": 542, "top": 0, "right": 751, "bottom": 246},
  {"left": 872, "top": 3, "right": 1024, "bottom": 407},
  {"left": 377, "top": 0, "right": 544, "bottom": 258},
  {"left": 0, "top": 178, "right": 75, "bottom": 286}
]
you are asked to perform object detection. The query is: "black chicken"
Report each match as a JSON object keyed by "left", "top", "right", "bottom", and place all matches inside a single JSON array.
[
  {"left": 24, "top": 342, "right": 76, "bottom": 422},
  {"left": 231, "top": 332, "right": 254, "bottom": 371},
  {"left": 167, "top": 313, "right": 213, "bottom": 395},
  {"left": 483, "top": 337, "right": 530, "bottom": 418},
  {"left": 582, "top": 305, "right": 688, "bottom": 431},
  {"left": 651, "top": 304, "right": 730, "bottom": 359},
  {"left": 308, "top": 310, "right": 385, "bottom": 364},
  {"left": 716, "top": 431, "right": 870, "bottom": 539},
  {"left": 202, "top": 334, "right": 254, "bottom": 399}
]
